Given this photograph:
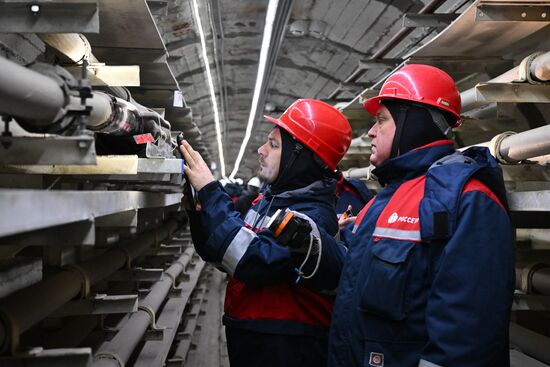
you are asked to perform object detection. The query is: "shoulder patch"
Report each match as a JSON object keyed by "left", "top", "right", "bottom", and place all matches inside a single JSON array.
[{"left": 462, "top": 178, "right": 505, "bottom": 211}]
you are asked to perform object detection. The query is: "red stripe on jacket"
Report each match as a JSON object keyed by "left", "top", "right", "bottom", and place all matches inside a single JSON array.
[
  {"left": 224, "top": 212, "right": 333, "bottom": 328},
  {"left": 224, "top": 277, "right": 333, "bottom": 327}
]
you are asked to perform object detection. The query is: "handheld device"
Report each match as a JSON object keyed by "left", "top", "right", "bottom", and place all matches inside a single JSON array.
[
  {"left": 342, "top": 207, "right": 355, "bottom": 219},
  {"left": 267, "top": 209, "right": 312, "bottom": 249}
]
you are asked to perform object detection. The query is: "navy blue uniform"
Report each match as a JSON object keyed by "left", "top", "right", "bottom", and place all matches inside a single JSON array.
[
  {"left": 335, "top": 176, "right": 373, "bottom": 216},
  {"left": 189, "top": 178, "right": 346, "bottom": 367},
  {"left": 329, "top": 141, "right": 514, "bottom": 367}
]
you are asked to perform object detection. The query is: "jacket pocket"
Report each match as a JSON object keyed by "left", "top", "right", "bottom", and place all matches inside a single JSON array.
[{"left": 359, "top": 239, "right": 416, "bottom": 320}]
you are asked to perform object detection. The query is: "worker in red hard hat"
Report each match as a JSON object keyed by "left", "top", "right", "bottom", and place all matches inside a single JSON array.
[
  {"left": 329, "top": 65, "right": 514, "bottom": 367},
  {"left": 180, "top": 98, "right": 352, "bottom": 367}
]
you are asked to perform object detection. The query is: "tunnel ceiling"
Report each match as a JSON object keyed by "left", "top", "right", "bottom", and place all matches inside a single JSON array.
[{"left": 155, "top": 0, "right": 550, "bottom": 178}]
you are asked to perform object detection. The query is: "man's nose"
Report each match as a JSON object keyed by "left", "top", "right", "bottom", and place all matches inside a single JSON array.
[{"left": 367, "top": 125, "right": 376, "bottom": 138}]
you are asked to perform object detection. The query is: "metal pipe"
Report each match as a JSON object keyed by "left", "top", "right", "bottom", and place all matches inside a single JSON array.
[
  {"left": 0, "top": 219, "right": 179, "bottom": 354},
  {"left": 0, "top": 56, "right": 171, "bottom": 138},
  {"left": 498, "top": 125, "right": 550, "bottom": 163},
  {"left": 510, "top": 323, "right": 550, "bottom": 365},
  {"left": 531, "top": 267, "right": 550, "bottom": 296},
  {"left": 342, "top": 166, "right": 374, "bottom": 180},
  {"left": 79, "top": 92, "right": 114, "bottom": 128},
  {"left": 515, "top": 262, "right": 550, "bottom": 296},
  {"left": 461, "top": 51, "right": 550, "bottom": 113},
  {"left": 39, "top": 33, "right": 96, "bottom": 64},
  {"left": 0, "top": 56, "right": 66, "bottom": 125},
  {"left": 531, "top": 51, "right": 550, "bottom": 81},
  {"left": 93, "top": 248, "right": 194, "bottom": 367}
]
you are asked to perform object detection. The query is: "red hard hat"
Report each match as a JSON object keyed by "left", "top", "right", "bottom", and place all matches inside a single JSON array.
[
  {"left": 264, "top": 99, "right": 352, "bottom": 170},
  {"left": 364, "top": 64, "right": 462, "bottom": 127}
]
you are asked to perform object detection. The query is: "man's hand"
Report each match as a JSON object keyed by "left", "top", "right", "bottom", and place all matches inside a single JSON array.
[
  {"left": 338, "top": 205, "right": 357, "bottom": 230},
  {"left": 179, "top": 139, "right": 215, "bottom": 192}
]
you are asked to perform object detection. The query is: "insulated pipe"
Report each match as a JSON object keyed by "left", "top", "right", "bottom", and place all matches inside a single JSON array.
[
  {"left": 93, "top": 248, "right": 194, "bottom": 367},
  {"left": 474, "top": 125, "right": 550, "bottom": 164},
  {"left": 497, "top": 125, "right": 550, "bottom": 163},
  {"left": 79, "top": 92, "right": 114, "bottom": 128},
  {"left": 531, "top": 267, "right": 550, "bottom": 296},
  {"left": 515, "top": 262, "right": 550, "bottom": 296},
  {"left": 39, "top": 33, "right": 96, "bottom": 64},
  {"left": 461, "top": 51, "right": 550, "bottom": 113},
  {"left": 342, "top": 166, "right": 374, "bottom": 180},
  {"left": 510, "top": 323, "right": 550, "bottom": 365},
  {"left": 0, "top": 219, "right": 179, "bottom": 354},
  {"left": 0, "top": 56, "right": 66, "bottom": 125},
  {"left": 0, "top": 56, "right": 170, "bottom": 137},
  {"left": 531, "top": 51, "right": 550, "bottom": 82}
]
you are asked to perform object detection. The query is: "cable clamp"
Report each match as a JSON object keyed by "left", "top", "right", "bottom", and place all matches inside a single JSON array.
[
  {"left": 64, "top": 264, "right": 91, "bottom": 298},
  {"left": 517, "top": 51, "right": 545, "bottom": 84},
  {"left": 138, "top": 305, "right": 165, "bottom": 340},
  {"left": 488, "top": 131, "right": 516, "bottom": 164},
  {"left": 94, "top": 351, "right": 124, "bottom": 367}
]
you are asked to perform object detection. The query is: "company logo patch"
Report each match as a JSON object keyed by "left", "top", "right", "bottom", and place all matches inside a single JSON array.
[
  {"left": 369, "top": 352, "right": 384, "bottom": 367},
  {"left": 387, "top": 212, "right": 419, "bottom": 225}
]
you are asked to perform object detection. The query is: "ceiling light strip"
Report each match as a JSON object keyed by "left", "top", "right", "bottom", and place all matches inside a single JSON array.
[
  {"left": 191, "top": 0, "right": 226, "bottom": 177},
  {"left": 229, "top": 0, "right": 280, "bottom": 179}
]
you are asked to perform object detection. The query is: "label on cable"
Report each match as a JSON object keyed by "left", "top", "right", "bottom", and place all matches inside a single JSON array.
[{"left": 133, "top": 133, "right": 155, "bottom": 144}]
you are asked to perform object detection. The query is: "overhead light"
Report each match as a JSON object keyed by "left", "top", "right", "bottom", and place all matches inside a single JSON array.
[
  {"left": 191, "top": 0, "right": 226, "bottom": 177},
  {"left": 229, "top": 0, "right": 280, "bottom": 179}
]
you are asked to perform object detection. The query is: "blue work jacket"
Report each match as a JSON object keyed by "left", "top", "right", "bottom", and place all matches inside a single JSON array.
[
  {"left": 189, "top": 178, "right": 346, "bottom": 336},
  {"left": 329, "top": 141, "right": 515, "bottom": 367},
  {"left": 335, "top": 176, "right": 374, "bottom": 216}
]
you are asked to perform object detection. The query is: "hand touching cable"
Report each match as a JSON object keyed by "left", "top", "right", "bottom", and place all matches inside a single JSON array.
[{"left": 178, "top": 139, "right": 215, "bottom": 192}]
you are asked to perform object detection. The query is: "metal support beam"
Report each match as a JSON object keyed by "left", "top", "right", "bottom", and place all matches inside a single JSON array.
[
  {"left": 0, "top": 347, "right": 92, "bottom": 367},
  {"left": 0, "top": 135, "right": 96, "bottom": 166},
  {"left": 66, "top": 65, "right": 140, "bottom": 87},
  {"left": 110, "top": 268, "right": 164, "bottom": 282},
  {"left": 0, "top": 219, "right": 179, "bottom": 353},
  {"left": 409, "top": 56, "right": 513, "bottom": 74},
  {"left": 0, "top": 190, "right": 181, "bottom": 238},
  {"left": 510, "top": 323, "right": 550, "bottom": 365},
  {"left": 509, "top": 191, "right": 550, "bottom": 212},
  {"left": 475, "top": 83, "right": 550, "bottom": 104},
  {"left": 513, "top": 294, "right": 550, "bottom": 311},
  {"left": 95, "top": 210, "right": 138, "bottom": 229},
  {"left": 358, "top": 59, "right": 403, "bottom": 70},
  {"left": 0, "top": 258, "right": 42, "bottom": 298},
  {"left": 146, "top": 0, "right": 168, "bottom": 16},
  {"left": 476, "top": 3, "right": 550, "bottom": 22},
  {"left": 0, "top": 220, "right": 95, "bottom": 247},
  {"left": 0, "top": 0, "right": 99, "bottom": 33},
  {"left": 402, "top": 13, "right": 459, "bottom": 28},
  {"left": 51, "top": 294, "right": 138, "bottom": 317}
]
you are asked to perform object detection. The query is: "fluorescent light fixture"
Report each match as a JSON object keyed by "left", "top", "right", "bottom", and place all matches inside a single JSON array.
[
  {"left": 191, "top": 0, "right": 226, "bottom": 177},
  {"left": 229, "top": 0, "right": 279, "bottom": 179}
]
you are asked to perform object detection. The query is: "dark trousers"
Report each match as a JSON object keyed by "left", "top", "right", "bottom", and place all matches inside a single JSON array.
[{"left": 225, "top": 327, "right": 328, "bottom": 367}]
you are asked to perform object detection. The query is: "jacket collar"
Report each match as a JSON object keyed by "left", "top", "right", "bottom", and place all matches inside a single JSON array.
[
  {"left": 373, "top": 140, "right": 455, "bottom": 186},
  {"left": 264, "top": 178, "right": 337, "bottom": 205}
]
